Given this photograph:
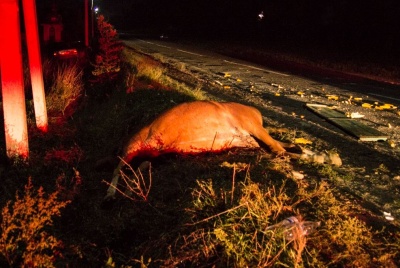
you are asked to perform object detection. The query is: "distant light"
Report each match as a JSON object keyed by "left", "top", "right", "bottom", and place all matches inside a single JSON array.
[
  {"left": 94, "top": 7, "right": 99, "bottom": 14},
  {"left": 258, "top": 11, "right": 264, "bottom": 21}
]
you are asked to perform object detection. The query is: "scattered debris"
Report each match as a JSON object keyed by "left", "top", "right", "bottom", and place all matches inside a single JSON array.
[
  {"left": 218, "top": 72, "right": 231, "bottom": 78},
  {"left": 375, "top": 103, "right": 397, "bottom": 110},
  {"left": 346, "top": 112, "right": 365, "bottom": 119},
  {"left": 300, "top": 148, "right": 342, "bottom": 166},
  {"left": 327, "top": 152, "right": 343, "bottom": 166},
  {"left": 362, "top": 103, "right": 373, "bottom": 108},
  {"left": 297, "top": 91, "right": 305, "bottom": 97},
  {"left": 360, "top": 101, "right": 397, "bottom": 110},
  {"left": 291, "top": 170, "right": 305, "bottom": 180},
  {"left": 306, "top": 103, "right": 388, "bottom": 141},
  {"left": 327, "top": 95, "right": 339, "bottom": 101},
  {"left": 388, "top": 140, "right": 396, "bottom": 148},
  {"left": 383, "top": 212, "right": 394, "bottom": 221},
  {"left": 294, "top": 137, "right": 313, "bottom": 145}
]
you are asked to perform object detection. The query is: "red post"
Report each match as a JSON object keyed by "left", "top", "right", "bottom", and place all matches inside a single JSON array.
[
  {"left": 85, "top": 0, "right": 89, "bottom": 46},
  {"left": 22, "top": 0, "right": 48, "bottom": 132},
  {"left": 0, "top": 0, "right": 29, "bottom": 159}
]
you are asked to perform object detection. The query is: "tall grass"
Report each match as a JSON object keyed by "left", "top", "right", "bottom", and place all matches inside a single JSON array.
[{"left": 46, "top": 63, "right": 84, "bottom": 116}]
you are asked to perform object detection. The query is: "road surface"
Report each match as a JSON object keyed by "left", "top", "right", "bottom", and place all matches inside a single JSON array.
[{"left": 123, "top": 38, "right": 400, "bottom": 106}]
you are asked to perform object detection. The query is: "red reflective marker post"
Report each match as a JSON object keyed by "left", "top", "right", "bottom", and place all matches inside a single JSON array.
[
  {"left": 22, "top": 0, "right": 48, "bottom": 132},
  {"left": 0, "top": 0, "right": 29, "bottom": 159}
]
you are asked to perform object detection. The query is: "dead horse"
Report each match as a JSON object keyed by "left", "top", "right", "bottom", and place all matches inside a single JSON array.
[{"left": 104, "top": 101, "right": 302, "bottom": 200}]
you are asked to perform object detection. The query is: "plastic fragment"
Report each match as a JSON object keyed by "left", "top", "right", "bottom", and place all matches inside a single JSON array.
[
  {"left": 292, "top": 171, "right": 304, "bottom": 180},
  {"left": 297, "top": 91, "right": 305, "bottom": 96},
  {"left": 362, "top": 103, "right": 373, "bottom": 108},
  {"left": 375, "top": 103, "right": 397, "bottom": 110},
  {"left": 266, "top": 216, "right": 321, "bottom": 240},
  {"left": 388, "top": 140, "right": 396, "bottom": 148},
  {"left": 327, "top": 95, "right": 339, "bottom": 101},
  {"left": 383, "top": 212, "right": 394, "bottom": 221},
  {"left": 349, "top": 112, "right": 365, "bottom": 118},
  {"left": 294, "top": 137, "right": 313, "bottom": 144}
]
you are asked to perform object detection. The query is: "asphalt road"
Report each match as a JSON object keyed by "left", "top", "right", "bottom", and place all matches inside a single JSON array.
[{"left": 123, "top": 38, "right": 400, "bottom": 107}]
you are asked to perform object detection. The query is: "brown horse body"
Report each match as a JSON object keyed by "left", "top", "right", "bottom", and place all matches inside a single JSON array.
[{"left": 105, "top": 101, "right": 299, "bottom": 200}]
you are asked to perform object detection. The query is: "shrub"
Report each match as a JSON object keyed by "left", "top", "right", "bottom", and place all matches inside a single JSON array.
[
  {"left": 0, "top": 178, "right": 70, "bottom": 267},
  {"left": 91, "top": 15, "right": 124, "bottom": 84}
]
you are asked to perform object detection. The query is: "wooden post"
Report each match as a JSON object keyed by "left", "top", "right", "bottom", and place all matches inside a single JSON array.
[
  {"left": 22, "top": 0, "right": 48, "bottom": 132},
  {"left": 0, "top": 0, "right": 29, "bottom": 159}
]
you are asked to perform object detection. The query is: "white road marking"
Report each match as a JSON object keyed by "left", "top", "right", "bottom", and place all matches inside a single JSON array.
[
  {"left": 136, "top": 39, "right": 288, "bottom": 77},
  {"left": 177, "top": 49, "right": 204, "bottom": 56},
  {"left": 368, "top": 93, "right": 400, "bottom": 102},
  {"left": 223, "top": 60, "right": 289, "bottom": 76},
  {"left": 138, "top": 39, "right": 171, "bottom": 48}
]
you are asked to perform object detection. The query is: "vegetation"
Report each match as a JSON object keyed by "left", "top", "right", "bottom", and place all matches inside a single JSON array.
[
  {"left": 0, "top": 178, "right": 70, "bottom": 267},
  {"left": 0, "top": 20, "right": 399, "bottom": 267},
  {"left": 91, "top": 15, "right": 124, "bottom": 84},
  {"left": 46, "top": 62, "right": 84, "bottom": 117}
]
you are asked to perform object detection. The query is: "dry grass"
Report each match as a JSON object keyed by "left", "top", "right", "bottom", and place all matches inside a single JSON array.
[
  {"left": 45, "top": 63, "right": 84, "bottom": 116},
  {"left": 153, "top": 158, "right": 383, "bottom": 267},
  {"left": 108, "top": 152, "right": 399, "bottom": 267},
  {"left": 122, "top": 49, "right": 207, "bottom": 100}
]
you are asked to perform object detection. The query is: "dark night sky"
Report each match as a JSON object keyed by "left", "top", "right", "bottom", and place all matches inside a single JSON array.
[
  {"left": 37, "top": 0, "right": 400, "bottom": 62},
  {"left": 96, "top": 0, "right": 400, "bottom": 58}
]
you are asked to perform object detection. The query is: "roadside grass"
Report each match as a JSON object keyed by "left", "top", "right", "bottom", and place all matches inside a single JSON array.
[
  {"left": 121, "top": 49, "right": 206, "bottom": 100},
  {"left": 0, "top": 47, "right": 399, "bottom": 267}
]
